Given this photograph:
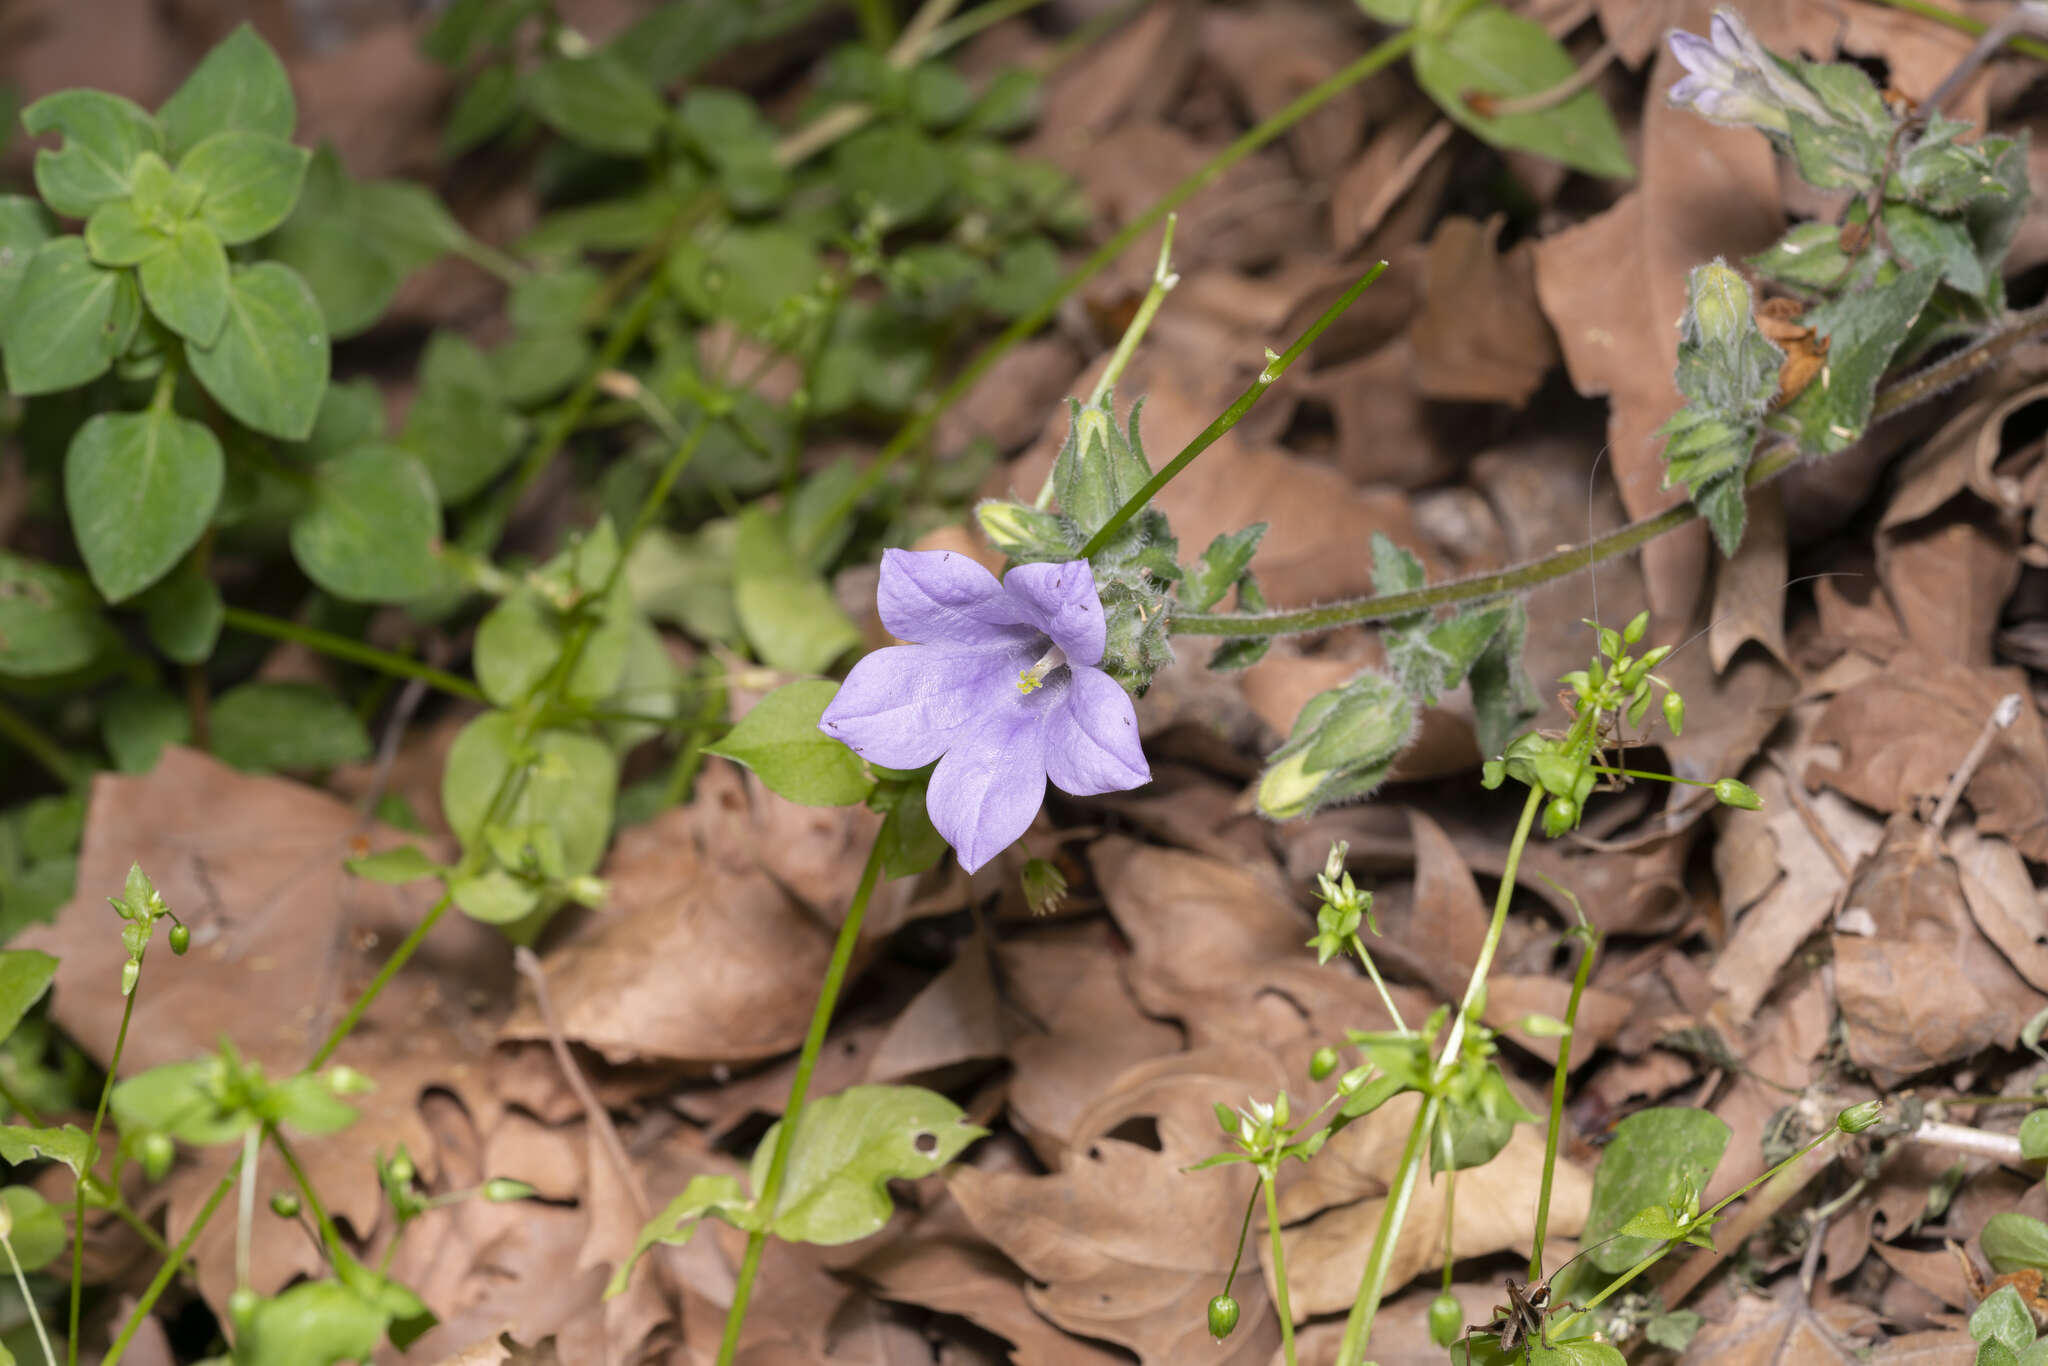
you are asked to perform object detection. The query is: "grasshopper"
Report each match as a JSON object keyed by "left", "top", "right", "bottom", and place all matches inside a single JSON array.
[{"left": 1461, "top": 1237, "right": 1623, "bottom": 1363}]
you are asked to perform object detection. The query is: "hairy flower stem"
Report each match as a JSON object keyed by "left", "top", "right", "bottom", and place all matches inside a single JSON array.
[
  {"left": 69, "top": 983, "right": 136, "bottom": 1366},
  {"left": 1174, "top": 298, "right": 2048, "bottom": 639},
  {"left": 718, "top": 818, "right": 895, "bottom": 1366},
  {"left": 1263, "top": 1171, "right": 1297, "bottom": 1366},
  {"left": 799, "top": 19, "right": 1443, "bottom": 560},
  {"left": 1335, "top": 784, "right": 1545, "bottom": 1366},
  {"left": 1529, "top": 921, "right": 1599, "bottom": 1283},
  {"left": 1077, "top": 260, "right": 1388, "bottom": 559}
]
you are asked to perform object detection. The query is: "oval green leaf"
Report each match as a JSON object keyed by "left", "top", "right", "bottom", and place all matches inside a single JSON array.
[
  {"left": 706, "top": 680, "right": 873, "bottom": 807},
  {"left": 64, "top": 409, "right": 225, "bottom": 603},
  {"left": 289, "top": 442, "right": 444, "bottom": 603},
  {"left": 188, "top": 261, "right": 329, "bottom": 440}
]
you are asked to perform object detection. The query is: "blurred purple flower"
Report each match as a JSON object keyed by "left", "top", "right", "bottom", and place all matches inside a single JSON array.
[
  {"left": 819, "top": 548, "right": 1149, "bottom": 872},
  {"left": 1668, "top": 8, "right": 1830, "bottom": 133}
]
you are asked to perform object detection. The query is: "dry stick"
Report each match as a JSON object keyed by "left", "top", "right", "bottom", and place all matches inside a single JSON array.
[
  {"left": 511, "top": 949, "right": 677, "bottom": 1305},
  {"left": 1929, "top": 693, "right": 2022, "bottom": 835},
  {"left": 1349, "top": 119, "right": 1452, "bottom": 244}
]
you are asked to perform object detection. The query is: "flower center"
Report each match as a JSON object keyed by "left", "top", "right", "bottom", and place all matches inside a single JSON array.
[{"left": 1016, "top": 642, "right": 1068, "bottom": 695}]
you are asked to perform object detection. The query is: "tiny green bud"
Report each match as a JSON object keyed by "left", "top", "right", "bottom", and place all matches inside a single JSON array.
[
  {"left": 1207, "top": 1293, "right": 1240, "bottom": 1340},
  {"left": 1021, "top": 858, "right": 1069, "bottom": 917},
  {"left": 1836, "top": 1100, "right": 1883, "bottom": 1134},
  {"left": 1622, "top": 610, "right": 1649, "bottom": 645},
  {"left": 1713, "top": 778, "right": 1762, "bottom": 810},
  {"left": 1309, "top": 1046, "right": 1340, "bottom": 1082},
  {"left": 1516, "top": 1013, "right": 1571, "bottom": 1039},
  {"left": 1429, "top": 1291, "right": 1464, "bottom": 1348},
  {"left": 141, "top": 1131, "right": 175, "bottom": 1182},
  {"left": 388, "top": 1154, "right": 416, "bottom": 1186},
  {"left": 1271, "top": 1091, "right": 1290, "bottom": 1127},
  {"left": 79, "top": 1174, "right": 113, "bottom": 1209},
  {"left": 1542, "top": 796, "right": 1579, "bottom": 838},
  {"left": 1322, "top": 840, "right": 1349, "bottom": 882},
  {"left": 484, "top": 1177, "right": 539, "bottom": 1203},
  {"left": 1338, "top": 1064, "right": 1372, "bottom": 1096},
  {"left": 228, "top": 1287, "right": 260, "bottom": 1331},
  {"left": 269, "top": 1191, "right": 301, "bottom": 1219},
  {"left": 325, "top": 1065, "right": 374, "bottom": 1096},
  {"left": 1688, "top": 260, "right": 1754, "bottom": 351},
  {"left": 1662, "top": 690, "right": 1685, "bottom": 736},
  {"left": 1215, "top": 1102, "right": 1238, "bottom": 1136},
  {"left": 168, "top": 923, "right": 190, "bottom": 955},
  {"left": 119, "top": 959, "right": 140, "bottom": 997}
]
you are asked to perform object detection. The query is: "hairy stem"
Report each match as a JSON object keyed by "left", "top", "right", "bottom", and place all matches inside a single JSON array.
[
  {"left": 1173, "top": 299, "right": 2048, "bottom": 638},
  {"left": 1078, "top": 261, "right": 1387, "bottom": 559},
  {"left": 717, "top": 819, "right": 894, "bottom": 1366}
]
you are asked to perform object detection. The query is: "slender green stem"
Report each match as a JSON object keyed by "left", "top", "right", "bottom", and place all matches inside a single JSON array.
[
  {"left": 1221, "top": 1182, "right": 1258, "bottom": 1296},
  {"left": 1087, "top": 216, "right": 1178, "bottom": 410},
  {"left": 0, "top": 1070, "right": 40, "bottom": 1127},
  {"left": 235, "top": 1127, "right": 258, "bottom": 1289},
  {"left": 1347, "top": 932, "right": 1409, "bottom": 1036},
  {"left": 1080, "top": 261, "right": 1386, "bottom": 558},
  {"left": 1528, "top": 925, "right": 1599, "bottom": 1283},
  {"left": 453, "top": 237, "right": 528, "bottom": 286},
  {"left": 853, "top": 0, "right": 896, "bottom": 46},
  {"left": 1440, "top": 1168, "right": 1457, "bottom": 1290},
  {"left": 69, "top": 987, "right": 136, "bottom": 1366},
  {"left": 269, "top": 1128, "right": 343, "bottom": 1261},
  {"left": 1174, "top": 298, "right": 2048, "bottom": 639},
  {"left": 220, "top": 609, "right": 485, "bottom": 703},
  {"left": 1262, "top": 1172, "right": 1296, "bottom": 1366},
  {"left": 4, "top": 1228, "right": 56, "bottom": 1366},
  {"left": 927, "top": 0, "right": 1049, "bottom": 53},
  {"left": 798, "top": 23, "right": 1429, "bottom": 560},
  {"left": 1863, "top": 0, "right": 2048, "bottom": 63},
  {"left": 309, "top": 889, "right": 454, "bottom": 1069},
  {"left": 0, "top": 697, "right": 82, "bottom": 789},
  {"left": 100, "top": 1164, "right": 236, "bottom": 1366},
  {"left": 717, "top": 817, "right": 894, "bottom": 1366},
  {"left": 1587, "top": 764, "right": 1708, "bottom": 786},
  {"left": 1334, "top": 785, "right": 1545, "bottom": 1366}
]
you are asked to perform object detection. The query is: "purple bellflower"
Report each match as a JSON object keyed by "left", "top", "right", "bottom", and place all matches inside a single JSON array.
[
  {"left": 818, "top": 548, "right": 1150, "bottom": 872},
  {"left": 1668, "top": 8, "right": 1831, "bottom": 134}
]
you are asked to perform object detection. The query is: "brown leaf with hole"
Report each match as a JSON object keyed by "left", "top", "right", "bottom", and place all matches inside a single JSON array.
[
  {"left": 1411, "top": 215, "right": 1560, "bottom": 407},
  {"left": 1807, "top": 653, "right": 2048, "bottom": 859}
]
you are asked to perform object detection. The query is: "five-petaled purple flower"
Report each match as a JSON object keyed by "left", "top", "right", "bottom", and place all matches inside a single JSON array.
[{"left": 819, "top": 549, "right": 1150, "bottom": 873}]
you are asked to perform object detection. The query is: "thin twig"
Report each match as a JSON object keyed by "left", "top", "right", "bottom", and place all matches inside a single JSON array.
[{"left": 1930, "top": 693, "right": 2022, "bottom": 834}]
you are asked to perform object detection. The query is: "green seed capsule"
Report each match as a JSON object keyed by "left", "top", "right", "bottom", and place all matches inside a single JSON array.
[
  {"left": 388, "top": 1154, "right": 416, "bottom": 1186},
  {"left": 168, "top": 923, "right": 190, "bottom": 955},
  {"left": 1309, "top": 1046, "right": 1340, "bottom": 1082},
  {"left": 1429, "top": 1291, "right": 1463, "bottom": 1348},
  {"left": 1713, "top": 778, "right": 1762, "bottom": 810},
  {"left": 1661, "top": 690, "right": 1685, "bottom": 736},
  {"left": 140, "top": 1132, "right": 175, "bottom": 1182},
  {"left": 228, "top": 1287, "right": 260, "bottom": 1331},
  {"left": 270, "top": 1191, "right": 301, "bottom": 1219},
  {"left": 1207, "top": 1294, "right": 1240, "bottom": 1340},
  {"left": 1836, "top": 1100, "right": 1883, "bottom": 1134},
  {"left": 483, "top": 1178, "right": 538, "bottom": 1203}
]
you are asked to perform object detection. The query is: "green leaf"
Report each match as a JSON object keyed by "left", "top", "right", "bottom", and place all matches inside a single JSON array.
[
  {"left": 112, "top": 1060, "right": 247, "bottom": 1145},
  {"left": 441, "top": 713, "right": 616, "bottom": 879},
  {"left": 731, "top": 507, "right": 860, "bottom": 674},
  {"left": 0, "top": 196, "right": 53, "bottom": 312},
  {"left": 188, "top": 261, "right": 329, "bottom": 440},
  {"left": 1983, "top": 1212, "right": 2048, "bottom": 1275},
  {"left": 676, "top": 89, "right": 786, "bottom": 212},
  {"left": 354, "top": 179, "right": 470, "bottom": 273},
  {"left": 2021, "top": 1109, "right": 2048, "bottom": 1162},
  {"left": 257, "top": 1072, "right": 357, "bottom": 1136},
  {"left": 0, "top": 1185, "right": 67, "bottom": 1269},
  {"left": 400, "top": 331, "right": 521, "bottom": 502},
  {"left": 157, "top": 23, "right": 296, "bottom": 157},
  {"left": 100, "top": 685, "right": 190, "bottom": 772},
  {"left": 706, "top": 681, "right": 874, "bottom": 807},
  {"left": 752, "top": 1085, "right": 985, "bottom": 1244},
  {"left": 1183, "top": 524, "right": 1267, "bottom": 614},
  {"left": 22, "top": 89, "right": 162, "bottom": 218},
  {"left": 1579, "top": 1107, "right": 1730, "bottom": 1272},
  {"left": 138, "top": 557, "right": 224, "bottom": 664},
  {"left": 1432, "top": 1060, "right": 1537, "bottom": 1173},
  {"left": 0, "top": 553, "right": 115, "bottom": 678},
  {"left": 524, "top": 53, "right": 667, "bottom": 156},
  {"left": 180, "top": 130, "right": 310, "bottom": 244},
  {"left": 83, "top": 196, "right": 163, "bottom": 268},
  {"left": 286, "top": 378, "right": 385, "bottom": 464},
  {"left": 626, "top": 523, "right": 741, "bottom": 644},
  {"left": 0, "top": 950, "right": 57, "bottom": 1047},
  {"left": 834, "top": 123, "right": 951, "bottom": 225},
  {"left": 65, "top": 409, "right": 225, "bottom": 602},
  {"left": 473, "top": 585, "right": 631, "bottom": 708},
  {"left": 442, "top": 63, "right": 520, "bottom": 157},
  {"left": 1528, "top": 1340, "right": 1628, "bottom": 1366},
  {"left": 1972, "top": 1285, "right": 2035, "bottom": 1352},
  {"left": 875, "top": 778, "right": 947, "bottom": 878},
  {"left": 1773, "top": 265, "right": 1941, "bottom": 456},
  {"left": 1748, "top": 221, "right": 1855, "bottom": 290},
  {"left": 289, "top": 443, "right": 445, "bottom": 603},
  {"left": 264, "top": 214, "right": 399, "bottom": 342},
  {"left": 606, "top": 1174, "right": 752, "bottom": 1299},
  {"left": 0, "top": 1126, "right": 87, "bottom": 1177},
  {"left": 209, "top": 682, "right": 371, "bottom": 772},
  {"left": 668, "top": 224, "right": 819, "bottom": 335},
  {"left": 237, "top": 1279, "right": 389, "bottom": 1366},
  {"left": 1979, "top": 1340, "right": 2021, "bottom": 1366},
  {"left": 2, "top": 237, "right": 131, "bottom": 395},
  {"left": 346, "top": 845, "right": 440, "bottom": 885},
  {"left": 1412, "top": 8, "right": 1632, "bottom": 180},
  {"left": 137, "top": 219, "right": 231, "bottom": 344}
]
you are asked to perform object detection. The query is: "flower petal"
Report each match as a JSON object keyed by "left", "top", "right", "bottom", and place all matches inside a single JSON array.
[
  {"left": 818, "top": 643, "right": 1019, "bottom": 770},
  {"left": 877, "top": 548, "right": 1039, "bottom": 646},
  {"left": 1043, "top": 663, "right": 1150, "bottom": 797},
  {"left": 1001, "top": 560, "right": 1107, "bottom": 666},
  {"left": 927, "top": 705, "right": 1049, "bottom": 873}
]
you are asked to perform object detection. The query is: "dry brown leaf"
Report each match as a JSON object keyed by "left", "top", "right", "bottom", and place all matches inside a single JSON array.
[
  {"left": 1410, "top": 215, "right": 1561, "bottom": 407},
  {"left": 1807, "top": 653, "right": 2048, "bottom": 859},
  {"left": 1949, "top": 828, "right": 2048, "bottom": 996},
  {"left": 865, "top": 940, "right": 1011, "bottom": 1083},
  {"left": 17, "top": 748, "right": 510, "bottom": 1306},
  {"left": 1860, "top": 1333, "right": 1977, "bottom": 1366},
  {"left": 1199, "top": 2, "right": 1369, "bottom": 179},
  {"left": 1710, "top": 485, "right": 1791, "bottom": 672},
  {"left": 1679, "top": 1282, "right": 1865, "bottom": 1366}
]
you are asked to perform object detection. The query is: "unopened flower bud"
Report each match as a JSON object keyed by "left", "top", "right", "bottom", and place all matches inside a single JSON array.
[
  {"left": 974, "top": 500, "right": 1073, "bottom": 561},
  {"left": 1714, "top": 778, "right": 1762, "bottom": 810},
  {"left": 326, "top": 1065, "right": 374, "bottom": 1096},
  {"left": 1309, "top": 1046, "right": 1340, "bottom": 1082},
  {"left": 1663, "top": 691, "right": 1686, "bottom": 736},
  {"left": 1021, "top": 858, "right": 1069, "bottom": 917},
  {"left": 484, "top": 1177, "right": 538, "bottom": 1203},
  {"left": 1542, "top": 796, "right": 1579, "bottom": 838},
  {"left": 228, "top": 1287, "right": 260, "bottom": 1331},
  {"left": 387, "top": 1154, "right": 415, "bottom": 1186},
  {"left": 1207, "top": 1293, "right": 1240, "bottom": 1340},
  {"left": 269, "top": 1192, "right": 301, "bottom": 1219},
  {"left": 119, "top": 960, "right": 139, "bottom": 997},
  {"left": 1687, "top": 261, "right": 1754, "bottom": 352},
  {"left": 1836, "top": 1100, "right": 1883, "bottom": 1134},
  {"left": 1429, "top": 1291, "right": 1464, "bottom": 1347},
  {"left": 141, "top": 1132, "right": 174, "bottom": 1181}
]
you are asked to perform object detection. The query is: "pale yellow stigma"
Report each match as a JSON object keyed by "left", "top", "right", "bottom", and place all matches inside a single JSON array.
[{"left": 1016, "top": 643, "right": 1068, "bottom": 695}]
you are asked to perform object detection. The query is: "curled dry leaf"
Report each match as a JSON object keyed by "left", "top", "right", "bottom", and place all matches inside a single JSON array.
[{"left": 1410, "top": 215, "right": 1561, "bottom": 408}]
